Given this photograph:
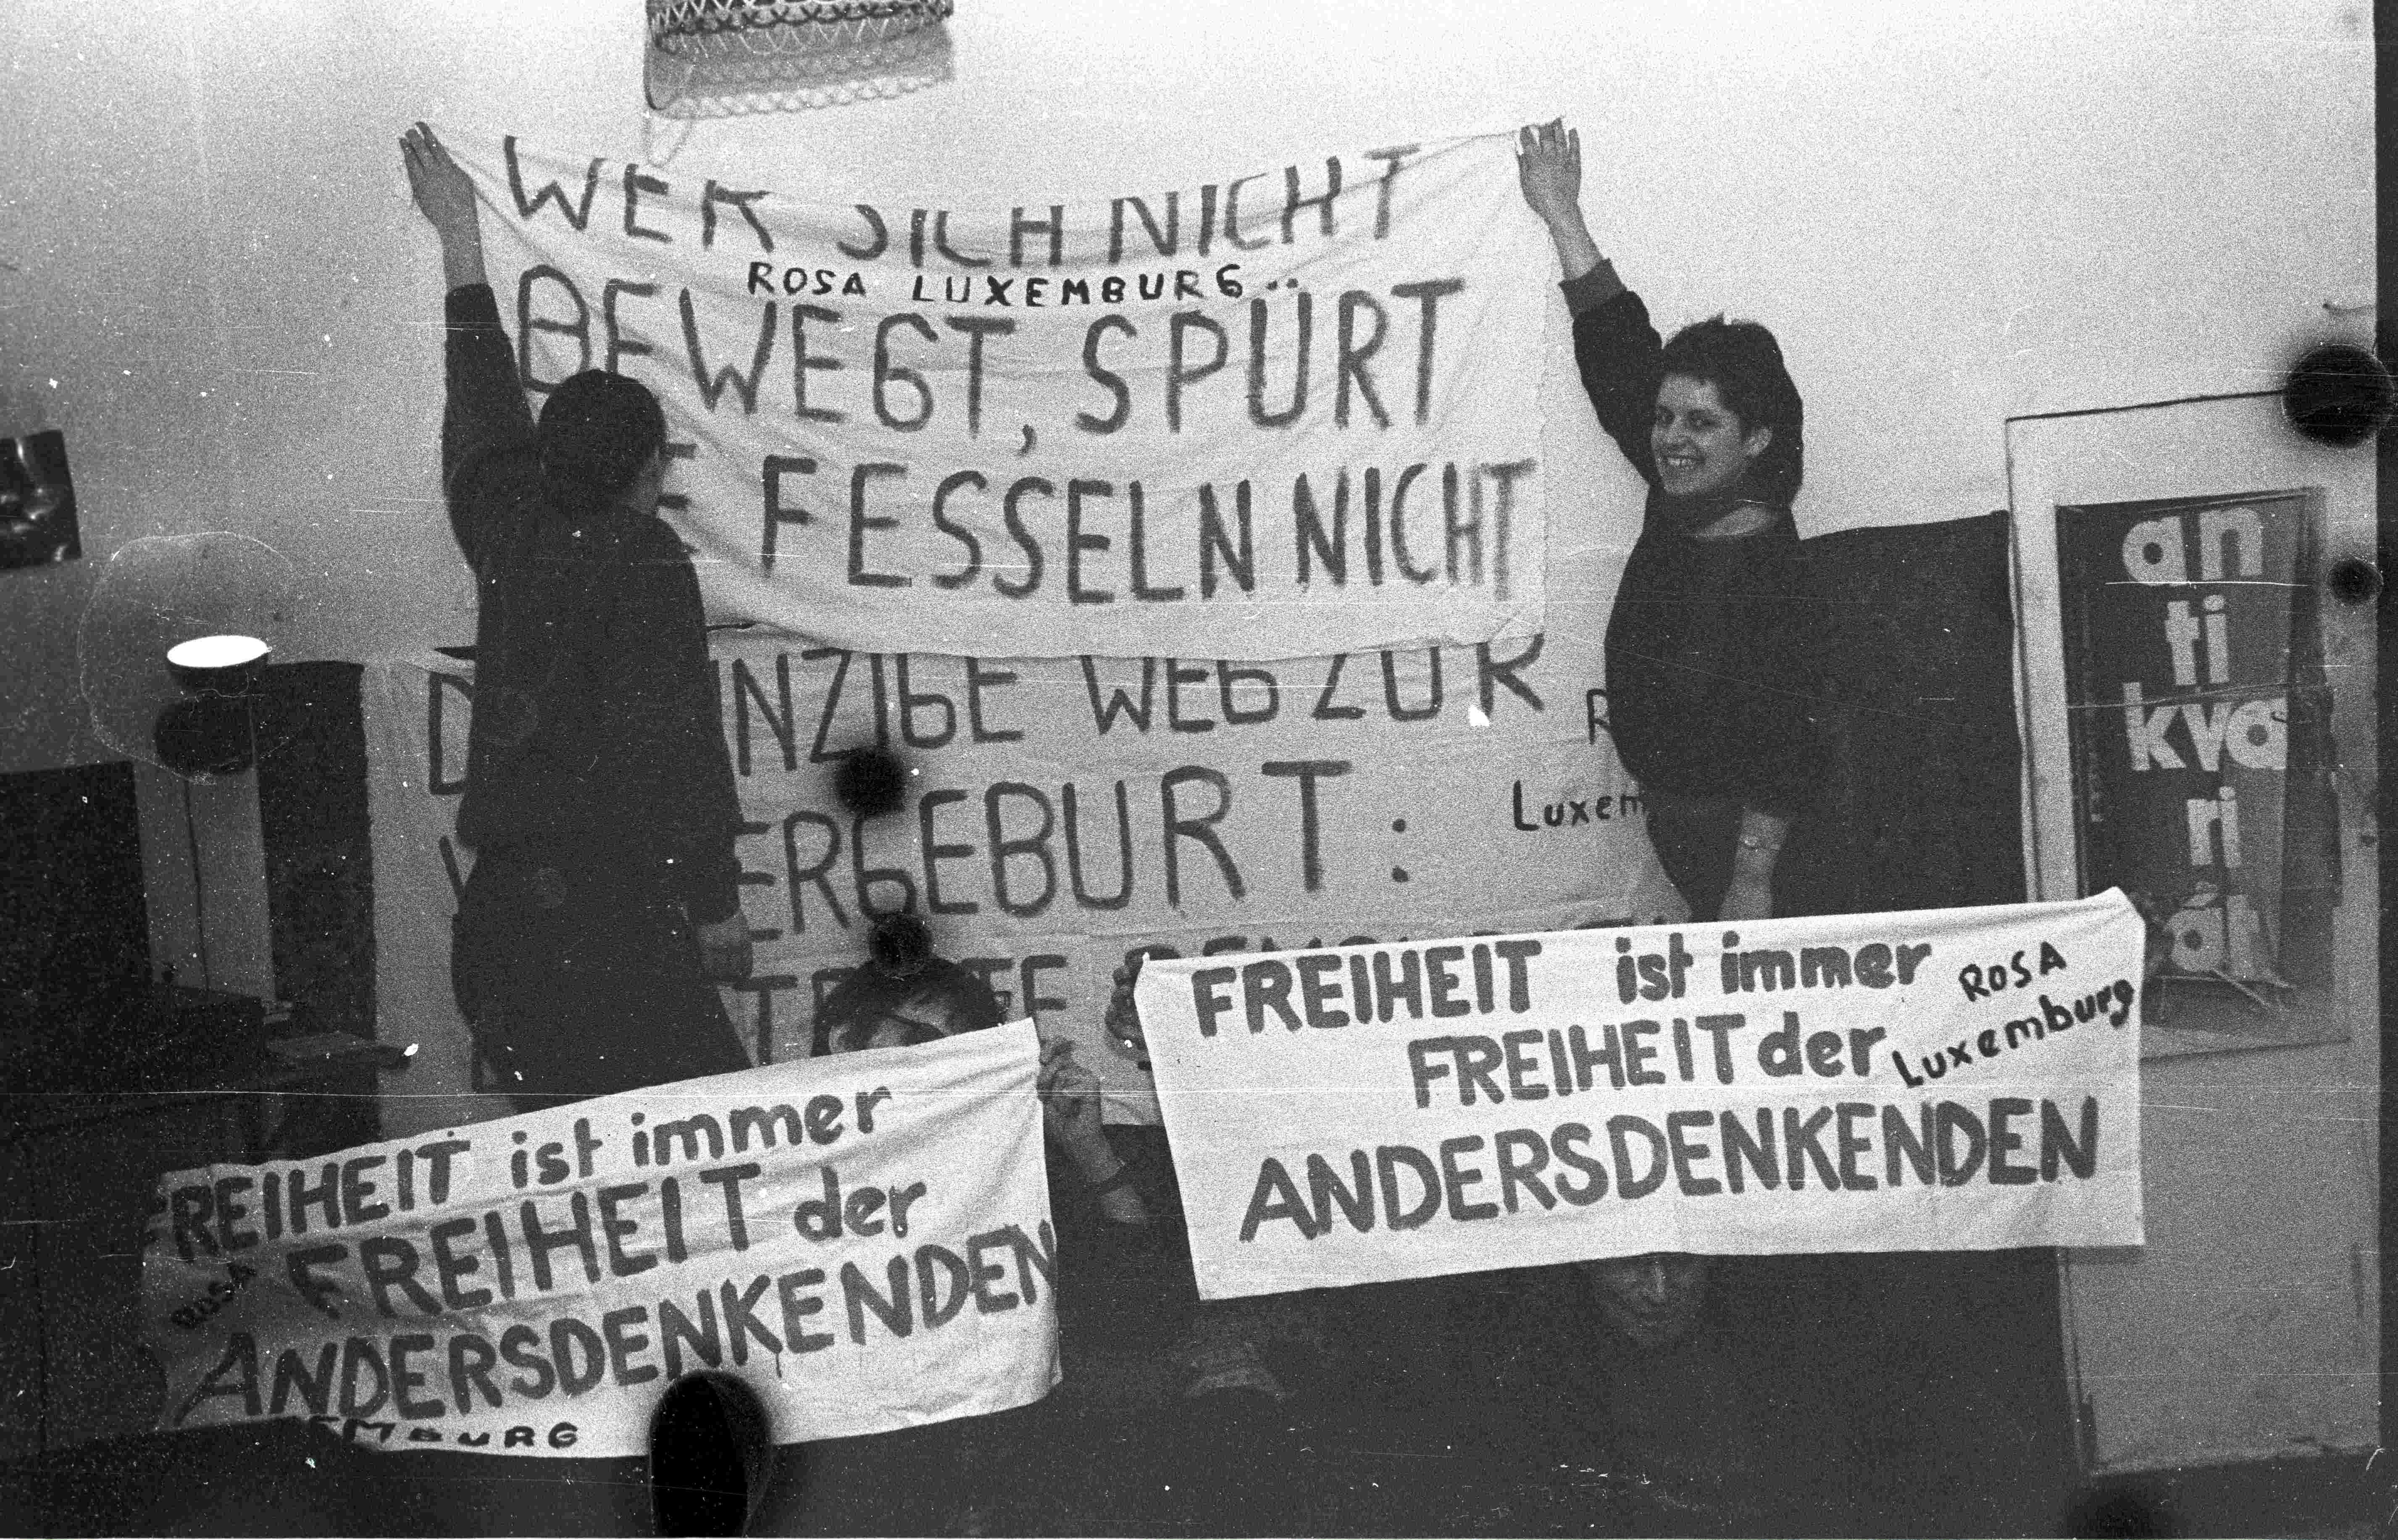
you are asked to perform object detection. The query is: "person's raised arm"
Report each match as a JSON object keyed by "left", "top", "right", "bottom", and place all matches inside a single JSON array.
[
  {"left": 1517, "top": 119, "right": 1600, "bottom": 281},
  {"left": 1038, "top": 1035, "right": 1149, "bottom": 1227},
  {"left": 403, "top": 122, "right": 538, "bottom": 571},
  {"left": 403, "top": 122, "right": 487, "bottom": 292},
  {"left": 1517, "top": 119, "right": 1662, "bottom": 486}
]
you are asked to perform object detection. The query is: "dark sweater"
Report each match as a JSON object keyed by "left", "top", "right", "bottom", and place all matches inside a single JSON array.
[
  {"left": 1564, "top": 264, "right": 1822, "bottom": 819},
  {"left": 441, "top": 283, "right": 742, "bottom": 925},
  {"left": 1455, "top": 1264, "right": 1860, "bottom": 1537}
]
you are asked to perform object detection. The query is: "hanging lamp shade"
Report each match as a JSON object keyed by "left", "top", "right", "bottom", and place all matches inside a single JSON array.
[
  {"left": 646, "top": 0, "right": 957, "bottom": 116},
  {"left": 77, "top": 533, "right": 299, "bottom": 781},
  {"left": 165, "top": 633, "right": 271, "bottom": 694}
]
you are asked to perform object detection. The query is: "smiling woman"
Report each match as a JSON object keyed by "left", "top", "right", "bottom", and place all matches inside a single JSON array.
[{"left": 1515, "top": 120, "right": 1824, "bottom": 925}]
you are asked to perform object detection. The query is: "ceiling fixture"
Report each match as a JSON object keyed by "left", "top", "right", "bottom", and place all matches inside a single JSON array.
[{"left": 647, "top": 0, "right": 958, "bottom": 116}]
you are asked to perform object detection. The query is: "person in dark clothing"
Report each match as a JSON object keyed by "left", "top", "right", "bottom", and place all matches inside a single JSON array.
[
  {"left": 759, "top": 948, "right": 1174, "bottom": 1535},
  {"left": 1517, "top": 119, "right": 1824, "bottom": 922},
  {"left": 1454, "top": 1254, "right": 1862, "bottom": 1538},
  {"left": 402, "top": 124, "right": 754, "bottom": 1112}
]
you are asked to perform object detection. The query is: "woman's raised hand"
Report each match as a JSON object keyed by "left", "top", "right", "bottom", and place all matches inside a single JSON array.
[{"left": 1515, "top": 118, "right": 1583, "bottom": 228}]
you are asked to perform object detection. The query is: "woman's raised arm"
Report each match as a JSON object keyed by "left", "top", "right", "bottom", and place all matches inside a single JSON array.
[
  {"left": 1517, "top": 119, "right": 1601, "bottom": 280},
  {"left": 1519, "top": 119, "right": 1662, "bottom": 485}
]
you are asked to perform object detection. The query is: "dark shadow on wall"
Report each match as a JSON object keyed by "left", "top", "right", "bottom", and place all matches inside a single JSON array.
[
  {"left": 1781, "top": 508, "right": 2026, "bottom": 920},
  {"left": 0, "top": 760, "right": 148, "bottom": 1009},
  {"left": 1773, "top": 510, "right": 2079, "bottom": 1537},
  {"left": 252, "top": 662, "right": 375, "bottom": 1047}
]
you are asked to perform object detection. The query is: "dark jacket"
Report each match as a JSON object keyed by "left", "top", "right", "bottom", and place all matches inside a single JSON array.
[
  {"left": 1455, "top": 1263, "right": 1862, "bottom": 1537},
  {"left": 1564, "top": 264, "right": 1822, "bottom": 819},
  {"left": 441, "top": 282, "right": 742, "bottom": 924}
]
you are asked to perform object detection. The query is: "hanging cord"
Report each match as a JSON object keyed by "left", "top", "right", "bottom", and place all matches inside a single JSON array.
[{"left": 180, "top": 773, "right": 213, "bottom": 990}]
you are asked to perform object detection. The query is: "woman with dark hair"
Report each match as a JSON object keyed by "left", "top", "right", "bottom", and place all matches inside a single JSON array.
[
  {"left": 1519, "top": 119, "right": 1824, "bottom": 922},
  {"left": 810, "top": 952, "right": 1006, "bottom": 1054}
]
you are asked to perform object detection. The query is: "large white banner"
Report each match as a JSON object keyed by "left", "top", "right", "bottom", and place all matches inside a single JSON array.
[
  {"left": 1136, "top": 894, "right": 2147, "bottom": 1301},
  {"left": 363, "top": 638, "right": 1680, "bottom": 1135},
  {"left": 145, "top": 1028, "right": 1057, "bottom": 1456},
  {"left": 443, "top": 129, "right": 1552, "bottom": 661}
]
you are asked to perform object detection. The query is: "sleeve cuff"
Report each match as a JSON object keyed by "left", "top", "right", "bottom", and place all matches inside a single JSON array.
[
  {"left": 444, "top": 282, "right": 500, "bottom": 324},
  {"left": 677, "top": 853, "right": 743, "bottom": 928},
  {"left": 1559, "top": 260, "right": 1627, "bottom": 314},
  {"left": 1742, "top": 775, "right": 1817, "bottom": 821}
]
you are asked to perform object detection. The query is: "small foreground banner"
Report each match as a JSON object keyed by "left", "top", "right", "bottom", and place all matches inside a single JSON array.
[
  {"left": 1137, "top": 893, "right": 2146, "bottom": 1301},
  {"left": 143, "top": 1025, "right": 1057, "bottom": 1456}
]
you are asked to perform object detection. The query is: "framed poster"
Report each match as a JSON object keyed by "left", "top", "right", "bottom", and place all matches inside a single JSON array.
[
  {"left": 2051, "top": 489, "right": 2340, "bottom": 1011},
  {"left": 2011, "top": 402, "right": 2369, "bottom": 1060},
  {"left": 2009, "top": 394, "right": 2379, "bottom": 1479}
]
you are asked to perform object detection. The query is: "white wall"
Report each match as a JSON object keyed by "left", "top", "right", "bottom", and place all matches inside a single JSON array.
[{"left": 3, "top": 0, "right": 2373, "bottom": 774}]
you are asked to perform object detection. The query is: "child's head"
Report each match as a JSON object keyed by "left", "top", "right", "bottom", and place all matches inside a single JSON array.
[{"left": 1583, "top": 1252, "right": 1712, "bottom": 1349}]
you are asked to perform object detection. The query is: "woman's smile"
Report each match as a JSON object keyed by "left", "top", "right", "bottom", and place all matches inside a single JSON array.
[{"left": 1653, "top": 374, "right": 1770, "bottom": 499}]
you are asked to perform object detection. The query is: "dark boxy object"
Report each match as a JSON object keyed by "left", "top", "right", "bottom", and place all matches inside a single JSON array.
[
  {"left": 0, "top": 981, "right": 265, "bottom": 1100},
  {"left": 157, "top": 636, "right": 273, "bottom": 777},
  {"left": 0, "top": 428, "right": 80, "bottom": 571}
]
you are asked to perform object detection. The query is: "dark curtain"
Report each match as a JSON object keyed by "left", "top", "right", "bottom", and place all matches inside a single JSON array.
[
  {"left": 1781, "top": 509, "right": 2026, "bottom": 918},
  {"left": 0, "top": 761, "right": 147, "bottom": 1018},
  {"left": 252, "top": 662, "right": 376, "bottom": 1049},
  {"left": 1768, "top": 510, "right": 2080, "bottom": 1537}
]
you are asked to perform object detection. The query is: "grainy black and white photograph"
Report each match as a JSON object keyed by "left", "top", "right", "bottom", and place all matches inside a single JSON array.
[
  {"left": 0, "top": 431, "right": 81, "bottom": 573},
  {"left": 0, "top": 2, "right": 2384, "bottom": 1536}
]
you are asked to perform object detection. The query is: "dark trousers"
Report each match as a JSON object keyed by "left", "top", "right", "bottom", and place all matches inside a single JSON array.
[
  {"left": 450, "top": 851, "right": 750, "bottom": 1112},
  {"left": 1642, "top": 790, "right": 1744, "bottom": 923},
  {"left": 753, "top": 1405, "right": 1041, "bottom": 1536}
]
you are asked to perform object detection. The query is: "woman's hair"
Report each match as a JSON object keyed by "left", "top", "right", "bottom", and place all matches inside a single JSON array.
[
  {"left": 1659, "top": 316, "right": 1805, "bottom": 507},
  {"left": 535, "top": 370, "right": 666, "bottom": 496},
  {"left": 810, "top": 955, "right": 1005, "bottom": 1056}
]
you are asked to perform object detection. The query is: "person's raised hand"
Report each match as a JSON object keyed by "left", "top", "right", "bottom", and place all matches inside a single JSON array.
[
  {"left": 1102, "top": 954, "right": 1150, "bottom": 1059},
  {"left": 400, "top": 123, "right": 480, "bottom": 244},
  {"left": 1039, "top": 1035, "right": 1147, "bottom": 1224},
  {"left": 1515, "top": 118, "right": 1583, "bottom": 228},
  {"left": 1038, "top": 1035, "right": 1108, "bottom": 1148}
]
